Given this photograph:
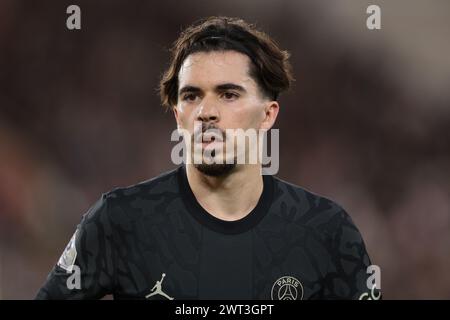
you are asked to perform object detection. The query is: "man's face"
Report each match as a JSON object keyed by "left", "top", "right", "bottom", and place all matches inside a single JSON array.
[{"left": 173, "top": 50, "right": 278, "bottom": 176}]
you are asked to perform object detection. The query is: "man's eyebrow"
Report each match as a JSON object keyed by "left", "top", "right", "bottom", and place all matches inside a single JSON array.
[
  {"left": 215, "top": 83, "right": 246, "bottom": 93},
  {"left": 178, "top": 85, "right": 202, "bottom": 96},
  {"left": 178, "top": 83, "right": 247, "bottom": 96}
]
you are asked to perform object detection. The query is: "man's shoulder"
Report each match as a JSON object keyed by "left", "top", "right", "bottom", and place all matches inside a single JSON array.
[
  {"left": 271, "top": 175, "right": 353, "bottom": 237},
  {"left": 104, "top": 166, "right": 180, "bottom": 202},
  {"left": 86, "top": 167, "right": 182, "bottom": 224}
]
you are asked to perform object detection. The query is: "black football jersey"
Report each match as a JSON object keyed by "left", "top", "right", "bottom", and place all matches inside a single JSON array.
[{"left": 35, "top": 165, "right": 380, "bottom": 300}]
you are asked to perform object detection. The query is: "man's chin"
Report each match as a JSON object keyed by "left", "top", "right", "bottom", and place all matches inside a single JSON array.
[{"left": 194, "top": 163, "right": 236, "bottom": 177}]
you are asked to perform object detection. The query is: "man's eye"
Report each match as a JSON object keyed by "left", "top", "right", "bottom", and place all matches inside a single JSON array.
[
  {"left": 182, "top": 94, "right": 198, "bottom": 102},
  {"left": 222, "top": 92, "right": 239, "bottom": 100}
]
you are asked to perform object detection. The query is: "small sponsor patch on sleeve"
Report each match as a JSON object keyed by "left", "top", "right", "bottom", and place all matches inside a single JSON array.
[{"left": 57, "top": 230, "right": 78, "bottom": 272}]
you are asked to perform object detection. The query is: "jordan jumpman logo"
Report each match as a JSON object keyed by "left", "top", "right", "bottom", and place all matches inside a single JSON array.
[{"left": 145, "top": 273, "right": 174, "bottom": 300}]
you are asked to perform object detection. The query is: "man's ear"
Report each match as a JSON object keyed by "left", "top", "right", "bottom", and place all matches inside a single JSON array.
[
  {"left": 173, "top": 106, "right": 181, "bottom": 129},
  {"left": 260, "top": 101, "right": 279, "bottom": 130}
]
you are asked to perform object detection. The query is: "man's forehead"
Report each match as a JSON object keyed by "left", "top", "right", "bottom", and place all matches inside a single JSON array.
[{"left": 178, "top": 51, "right": 255, "bottom": 88}]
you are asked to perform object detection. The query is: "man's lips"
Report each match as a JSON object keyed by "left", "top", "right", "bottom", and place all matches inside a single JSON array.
[
  {"left": 201, "top": 139, "right": 223, "bottom": 149},
  {"left": 194, "top": 131, "right": 224, "bottom": 143},
  {"left": 196, "top": 134, "right": 224, "bottom": 152}
]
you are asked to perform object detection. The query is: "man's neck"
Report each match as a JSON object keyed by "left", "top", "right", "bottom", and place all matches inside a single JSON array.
[{"left": 185, "top": 164, "right": 264, "bottom": 221}]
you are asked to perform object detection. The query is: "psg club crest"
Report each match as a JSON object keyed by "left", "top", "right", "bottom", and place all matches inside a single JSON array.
[{"left": 271, "top": 276, "right": 304, "bottom": 300}]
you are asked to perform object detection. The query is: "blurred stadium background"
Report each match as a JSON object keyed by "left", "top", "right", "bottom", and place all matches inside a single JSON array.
[{"left": 1, "top": 0, "right": 449, "bottom": 299}]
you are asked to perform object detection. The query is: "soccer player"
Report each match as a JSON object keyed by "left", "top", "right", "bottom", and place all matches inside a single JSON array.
[{"left": 36, "top": 16, "right": 381, "bottom": 300}]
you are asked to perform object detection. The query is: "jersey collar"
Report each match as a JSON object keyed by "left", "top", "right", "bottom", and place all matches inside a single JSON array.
[{"left": 177, "top": 165, "right": 274, "bottom": 234}]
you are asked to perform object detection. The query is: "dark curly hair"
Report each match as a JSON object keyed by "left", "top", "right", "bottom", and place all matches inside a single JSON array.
[{"left": 159, "top": 16, "right": 294, "bottom": 110}]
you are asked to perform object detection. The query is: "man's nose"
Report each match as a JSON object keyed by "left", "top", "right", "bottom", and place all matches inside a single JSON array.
[{"left": 196, "top": 96, "right": 219, "bottom": 122}]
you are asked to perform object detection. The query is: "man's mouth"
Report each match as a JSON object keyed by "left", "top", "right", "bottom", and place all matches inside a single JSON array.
[{"left": 196, "top": 130, "right": 224, "bottom": 145}]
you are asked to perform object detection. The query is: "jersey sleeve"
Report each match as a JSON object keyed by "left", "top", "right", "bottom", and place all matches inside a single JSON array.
[
  {"left": 322, "top": 209, "right": 382, "bottom": 300},
  {"left": 35, "top": 194, "right": 116, "bottom": 299}
]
